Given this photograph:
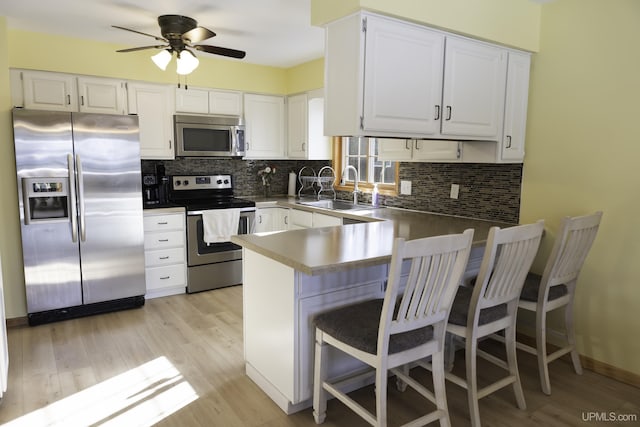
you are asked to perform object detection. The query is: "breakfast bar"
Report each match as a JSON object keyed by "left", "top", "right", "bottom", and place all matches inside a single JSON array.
[{"left": 232, "top": 206, "right": 512, "bottom": 414}]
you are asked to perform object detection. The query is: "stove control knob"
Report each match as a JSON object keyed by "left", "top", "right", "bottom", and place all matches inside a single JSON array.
[
  {"left": 183, "top": 180, "right": 189, "bottom": 186},
  {"left": 174, "top": 180, "right": 181, "bottom": 186},
  {"left": 217, "top": 179, "right": 223, "bottom": 184},
  {"left": 224, "top": 179, "right": 229, "bottom": 184}
]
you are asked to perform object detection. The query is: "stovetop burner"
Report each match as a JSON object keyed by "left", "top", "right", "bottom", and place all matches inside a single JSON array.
[{"left": 167, "top": 174, "right": 256, "bottom": 211}]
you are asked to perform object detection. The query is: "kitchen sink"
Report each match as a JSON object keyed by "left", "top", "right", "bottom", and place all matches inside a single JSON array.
[{"left": 298, "top": 199, "right": 376, "bottom": 211}]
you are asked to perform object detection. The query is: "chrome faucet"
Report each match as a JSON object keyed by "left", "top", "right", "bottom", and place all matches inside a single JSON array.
[{"left": 343, "top": 165, "right": 360, "bottom": 204}]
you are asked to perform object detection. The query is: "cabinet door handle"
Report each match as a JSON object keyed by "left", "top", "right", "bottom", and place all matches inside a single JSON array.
[
  {"left": 169, "top": 140, "right": 172, "bottom": 149},
  {"left": 80, "top": 95, "right": 84, "bottom": 106},
  {"left": 506, "top": 135, "right": 512, "bottom": 148},
  {"left": 434, "top": 105, "right": 440, "bottom": 120},
  {"left": 160, "top": 276, "right": 170, "bottom": 280},
  {"left": 258, "top": 215, "right": 262, "bottom": 224},
  {"left": 67, "top": 94, "right": 71, "bottom": 105},
  {"left": 159, "top": 256, "right": 170, "bottom": 260},
  {"left": 158, "top": 238, "right": 169, "bottom": 242},
  {"left": 457, "top": 143, "right": 461, "bottom": 159},
  {"left": 405, "top": 140, "right": 410, "bottom": 150},
  {"left": 414, "top": 140, "right": 420, "bottom": 150},
  {"left": 446, "top": 106, "right": 452, "bottom": 121},
  {"left": 284, "top": 215, "right": 288, "bottom": 225},
  {"left": 157, "top": 221, "right": 168, "bottom": 225}
]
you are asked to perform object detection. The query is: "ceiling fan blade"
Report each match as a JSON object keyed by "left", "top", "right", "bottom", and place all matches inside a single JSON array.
[
  {"left": 194, "top": 44, "right": 246, "bottom": 59},
  {"left": 116, "top": 45, "right": 167, "bottom": 53},
  {"left": 182, "top": 26, "right": 216, "bottom": 43},
  {"left": 112, "top": 25, "right": 167, "bottom": 43}
]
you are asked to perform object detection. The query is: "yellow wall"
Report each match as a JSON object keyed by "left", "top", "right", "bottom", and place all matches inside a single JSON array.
[
  {"left": 285, "top": 57, "right": 324, "bottom": 94},
  {"left": 0, "top": 19, "right": 27, "bottom": 319},
  {"left": 311, "top": 0, "right": 541, "bottom": 52},
  {"left": 520, "top": 0, "right": 640, "bottom": 376},
  {"left": 8, "top": 29, "right": 289, "bottom": 94}
]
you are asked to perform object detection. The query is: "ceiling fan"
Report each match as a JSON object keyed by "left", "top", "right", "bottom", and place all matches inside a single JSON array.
[{"left": 113, "top": 15, "right": 246, "bottom": 75}]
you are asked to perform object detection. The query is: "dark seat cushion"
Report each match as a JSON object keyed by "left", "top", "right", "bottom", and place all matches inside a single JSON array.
[
  {"left": 520, "top": 273, "right": 568, "bottom": 302},
  {"left": 313, "top": 299, "right": 434, "bottom": 355},
  {"left": 448, "top": 285, "right": 508, "bottom": 326}
]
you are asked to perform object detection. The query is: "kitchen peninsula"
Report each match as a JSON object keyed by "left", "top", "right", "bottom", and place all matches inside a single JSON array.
[{"left": 231, "top": 203, "right": 512, "bottom": 413}]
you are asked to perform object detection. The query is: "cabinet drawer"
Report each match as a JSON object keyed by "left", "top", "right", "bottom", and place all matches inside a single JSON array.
[
  {"left": 145, "top": 264, "right": 186, "bottom": 291},
  {"left": 143, "top": 213, "right": 185, "bottom": 232},
  {"left": 144, "top": 230, "right": 185, "bottom": 250},
  {"left": 145, "top": 247, "right": 185, "bottom": 267}
]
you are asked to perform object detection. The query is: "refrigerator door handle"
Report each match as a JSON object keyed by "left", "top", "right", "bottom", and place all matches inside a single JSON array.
[
  {"left": 76, "top": 154, "right": 86, "bottom": 242},
  {"left": 67, "top": 154, "right": 78, "bottom": 243}
]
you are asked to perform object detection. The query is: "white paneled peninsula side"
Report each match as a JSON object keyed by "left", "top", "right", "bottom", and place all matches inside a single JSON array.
[{"left": 231, "top": 206, "right": 511, "bottom": 413}]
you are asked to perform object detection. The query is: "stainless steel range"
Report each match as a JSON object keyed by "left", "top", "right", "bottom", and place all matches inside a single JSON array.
[{"left": 168, "top": 175, "right": 256, "bottom": 293}]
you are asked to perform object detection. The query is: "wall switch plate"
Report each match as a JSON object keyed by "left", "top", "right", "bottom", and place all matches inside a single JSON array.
[
  {"left": 450, "top": 183, "right": 460, "bottom": 199},
  {"left": 400, "top": 180, "right": 412, "bottom": 195}
]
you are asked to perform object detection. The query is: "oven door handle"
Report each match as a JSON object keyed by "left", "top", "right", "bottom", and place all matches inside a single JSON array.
[{"left": 187, "top": 207, "right": 256, "bottom": 216}]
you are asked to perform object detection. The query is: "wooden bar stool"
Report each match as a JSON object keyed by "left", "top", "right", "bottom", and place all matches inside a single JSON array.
[
  {"left": 312, "top": 229, "right": 475, "bottom": 427},
  {"left": 438, "top": 221, "right": 544, "bottom": 427},
  {"left": 517, "top": 211, "right": 602, "bottom": 395}
]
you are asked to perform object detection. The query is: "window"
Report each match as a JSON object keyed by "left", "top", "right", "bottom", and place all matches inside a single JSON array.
[{"left": 333, "top": 137, "right": 398, "bottom": 195}]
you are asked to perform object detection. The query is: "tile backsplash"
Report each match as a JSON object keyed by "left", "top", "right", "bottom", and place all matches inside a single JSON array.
[
  {"left": 142, "top": 158, "right": 331, "bottom": 197},
  {"left": 143, "top": 159, "right": 522, "bottom": 223}
]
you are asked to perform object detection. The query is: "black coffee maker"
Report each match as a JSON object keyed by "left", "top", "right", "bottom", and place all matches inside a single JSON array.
[{"left": 143, "top": 174, "right": 160, "bottom": 206}]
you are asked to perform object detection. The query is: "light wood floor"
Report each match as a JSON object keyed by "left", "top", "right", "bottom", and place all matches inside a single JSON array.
[{"left": 1, "top": 285, "right": 638, "bottom": 426}]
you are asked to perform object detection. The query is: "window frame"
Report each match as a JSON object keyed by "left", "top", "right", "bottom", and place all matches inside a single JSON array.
[{"left": 332, "top": 137, "right": 399, "bottom": 196}]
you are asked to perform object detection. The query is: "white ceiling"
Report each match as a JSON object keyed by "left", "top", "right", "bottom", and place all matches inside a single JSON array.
[{"left": 0, "top": 0, "right": 325, "bottom": 68}]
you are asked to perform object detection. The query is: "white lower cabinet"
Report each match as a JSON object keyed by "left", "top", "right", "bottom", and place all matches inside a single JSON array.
[
  {"left": 242, "top": 249, "right": 386, "bottom": 412},
  {"left": 143, "top": 209, "right": 187, "bottom": 299},
  {"left": 288, "top": 209, "right": 313, "bottom": 229},
  {"left": 312, "top": 212, "right": 342, "bottom": 227},
  {"left": 254, "top": 207, "right": 289, "bottom": 233}
]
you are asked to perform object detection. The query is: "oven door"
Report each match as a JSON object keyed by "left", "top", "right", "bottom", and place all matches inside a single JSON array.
[{"left": 186, "top": 209, "right": 255, "bottom": 266}]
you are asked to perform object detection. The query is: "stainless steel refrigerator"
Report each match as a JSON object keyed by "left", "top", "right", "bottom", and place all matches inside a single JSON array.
[{"left": 13, "top": 109, "right": 146, "bottom": 325}]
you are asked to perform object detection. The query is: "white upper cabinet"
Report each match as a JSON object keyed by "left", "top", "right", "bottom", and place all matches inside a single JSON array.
[
  {"left": 378, "top": 139, "right": 461, "bottom": 162},
  {"left": 501, "top": 51, "right": 531, "bottom": 162},
  {"left": 175, "top": 87, "right": 243, "bottom": 116},
  {"left": 20, "top": 70, "right": 78, "bottom": 112},
  {"left": 175, "top": 87, "right": 209, "bottom": 114},
  {"left": 243, "top": 93, "right": 286, "bottom": 159},
  {"left": 209, "top": 89, "right": 243, "bottom": 116},
  {"left": 287, "top": 93, "right": 308, "bottom": 158},
  {"left": 16, "top": 70, "right": 127, "bottom": 114},
  {"left": 323, "top": 11, "right": 529, "bottom": 163},
  {"left": 361, "top": 15, "right": 445, "bottom": 136},
  {"left": 287, "top": 90, "right": 331, "bottom": 160},
  {"left": 128, "top": 82, "right": 175, "bottom": 160},
  {"left": 77, "top": 76, "right": 127, "bottom": 115},
  {"left": 441, "top": 37, "right": 507, "bottom": 139}
]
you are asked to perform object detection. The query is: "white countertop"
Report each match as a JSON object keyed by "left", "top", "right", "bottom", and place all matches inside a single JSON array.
[{"left": 232, "top": 197, "right": 513, "bottom": 275}]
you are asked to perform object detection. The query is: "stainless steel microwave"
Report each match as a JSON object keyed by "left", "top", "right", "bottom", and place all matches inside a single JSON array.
[{"left": 174, "top": 114, "right": 245, "bottom": 157}]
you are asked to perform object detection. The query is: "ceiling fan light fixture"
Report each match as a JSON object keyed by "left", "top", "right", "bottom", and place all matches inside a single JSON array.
[
  {"left": 176, "top": 49, "right": 199, "bottom": 75},
  {"left": 151, "top": 49, "right": 173, "bottom": 71}
]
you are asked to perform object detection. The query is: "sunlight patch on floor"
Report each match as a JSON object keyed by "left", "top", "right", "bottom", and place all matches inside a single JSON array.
[{"left": 4, "top": 356, "right": 198, "bottom": 426}]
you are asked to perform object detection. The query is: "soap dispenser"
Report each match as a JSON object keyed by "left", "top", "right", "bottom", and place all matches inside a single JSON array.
[{"left": 371, "top": 183, "right": 379, "bottom": 207}]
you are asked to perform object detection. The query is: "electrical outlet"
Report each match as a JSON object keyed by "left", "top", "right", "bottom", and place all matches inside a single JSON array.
[
  {"left": 400, "top": 180, "right": 412, "bottom": 195},
  {"left": 450, "top": 183, "right": 460, "bottom": 199}
]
